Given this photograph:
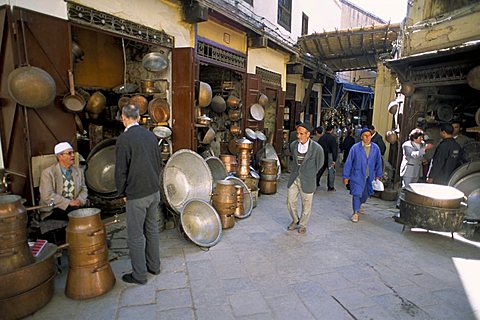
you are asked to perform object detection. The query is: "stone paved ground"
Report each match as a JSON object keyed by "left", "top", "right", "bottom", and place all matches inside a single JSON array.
[{"left": 27, "top": 171, "right": 480, "bottom": 320}]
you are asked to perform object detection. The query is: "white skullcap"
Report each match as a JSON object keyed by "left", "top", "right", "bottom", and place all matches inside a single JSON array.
[{"left": 54, "top": 142, "right": 73, "bottom": 155}]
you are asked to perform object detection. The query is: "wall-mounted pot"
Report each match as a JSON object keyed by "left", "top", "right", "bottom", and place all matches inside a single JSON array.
[
  {"left": 129, "top": 95, "right": 148, "bottom": 115},
  {"left": 198, "top": 82, "right": 212, "bottom": 107},
  {"left": 226, "top": 95, "right": 241, "bottom": 109},
  {"left": 228, "top": 109, "right": 242, "bottom": 121},
  {"left": 7, "top": 66, "right": 56, "bottom": 109},
  {"left": 197, "top": 114, "right": 211, "bottom": 126},
  {"left": 211, "top": 95, "right": 226, "bottom": 113}
]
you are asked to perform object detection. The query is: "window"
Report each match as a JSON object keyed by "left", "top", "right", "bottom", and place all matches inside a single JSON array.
[
  {"left": 277, "top": 0, "right": 292, "bottom": 32},
  {"left": 243, "top": 0, "right": 253, "bottom": 5},
  {"left": 301, "top": 12, "right": 308, "bottom": 35}
]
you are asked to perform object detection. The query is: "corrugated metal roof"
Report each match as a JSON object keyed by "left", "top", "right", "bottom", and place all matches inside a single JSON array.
[{"left": 298, "top": 23, "right": 400, "bottom": 72}]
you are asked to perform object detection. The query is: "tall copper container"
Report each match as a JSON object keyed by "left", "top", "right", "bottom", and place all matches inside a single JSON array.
[
  {"left": 212, "top": 180, "right": 237, "bottom": 216},
  {"left": 260, "top": 159, "right": 278, "bottom": 175},
  {"left": 220, "top": 154, "right": 237, "bottom": 174},
  {"left": 234, "top": 185, "right": 245, "bottom": 218},
  {"left": 65, "top": 208, "right": 115, "bottom": 300},
  {"left": 0, "top": 195, "right": 34, "bottom": 274}
]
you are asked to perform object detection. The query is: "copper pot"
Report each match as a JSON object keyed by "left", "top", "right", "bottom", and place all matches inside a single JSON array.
[
  {"left": 0, "top": 195, "right": 34, "bottom": 274},
  {"left": 234, "top": 186, "right": 245, "bottom": 218},
  {"left": 117, "top": 96, "right": 130, "bottom": 110},
  {"left": 230, "top": 123, "right": 241, "bottom": 135},
  {"left": 386, "top": 130, "right": 398, "bottom": 144},
  {"left": 220, "top": 155, "right": 237, "bottom": 174},
  {"left": 197, "top": 114, "right": 212, "bottom": 126},
  {"left": 67, "top": 208, "right": 103, "bottom": 234},
  {"left": 67, "top": 243, "right": 109, "bottom": 267},
  {"left": 7, "top": 66, "right": 56, "bottom": 109},
  {"left": 129, "top": 95, "right": 148, "bottom": 115},
  {"left": 228, "top": 109, "right": 242, "bottom": 121},
  {"left": 258, "top": 93, "right": 269, "bottom": 107},
  {"left": 198, "top": 81, "right": 212, "bottom": 107},
  {"left": 259, "top": 179, "right": 277, "bottom": 195},
  {"left": 260, "top": 159, "right": 278, "bottom": 175},
  {"left": 0, "top": 243, "right": 56, "bottom": 300},
  {"left": 236, "top": 165, "right": 251, "bottom": 180},
  {"left": 226, "top": 95, "right": 241, "bottom": 109},
  {"left": 0, "top": 274, "right": 55, "bottom": 320},
  {"left": 65, "top": 262, "right": 116, "bottom": 300},
  {"left": 87, "top": 91, "right": 107, "bottom": 115},
  {"left": 0, "top": 229, "right": 28, "bottom": 249},
  {"left": 211, "top": 95, "right": 227, "bottom": 113},
  {"left": 236, "top": 137, "right": 253, "bottom": 150},
  {"left": 219, "top": 214, "right": 235, "bottom": 229},
  {"left": 67, "top": 226, "right": 106, "bottom": 248},
  {"left": 141, "top": 79, "right": 159, "bottom": 94},
  {"left": 260, "top": 174, "right": 277, "bottom": 181},
  {"left": 148, "top": 98, "right": 170, "bottom": 123}
]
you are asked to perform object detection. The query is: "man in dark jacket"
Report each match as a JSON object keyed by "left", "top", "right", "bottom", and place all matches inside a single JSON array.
[
  {"left": 287, "top": 122, "right": 324, "bottom": 234},
  {"left": 340, "top": 130, "right": 355, "bottom": 164},
  {"left": 368, "top": 125, "right": 386, "bottom": 156},
  {"left": 115, "top": 104, "right": 162, "bottom": 285},
  {"left": 426, "top": 123, "right": 463, "bottom": 185},
  {"left": 316, "top": 124, "right": 338, "bottom": 191}
]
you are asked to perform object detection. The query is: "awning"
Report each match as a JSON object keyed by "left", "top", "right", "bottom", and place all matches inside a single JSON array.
[
  {"left": 337, "top": 79, "right": 374, "bottom": 94},
  {"left": 297, "top": 23, "right": 400, "bottom": 72}
]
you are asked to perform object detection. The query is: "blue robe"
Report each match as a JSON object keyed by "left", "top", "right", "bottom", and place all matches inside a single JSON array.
[{"left": 342, "top": 142, "right": 383, "bottom": 197}]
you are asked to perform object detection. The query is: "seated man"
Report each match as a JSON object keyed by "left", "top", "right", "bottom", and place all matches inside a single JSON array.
[{"left": 39, "top": 142, "right": 88, "bottom": 220}]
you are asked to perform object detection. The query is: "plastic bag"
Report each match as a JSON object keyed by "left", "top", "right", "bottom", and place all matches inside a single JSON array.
[{"left": 372, "top": 179, "right": 384, "bottom": 192}]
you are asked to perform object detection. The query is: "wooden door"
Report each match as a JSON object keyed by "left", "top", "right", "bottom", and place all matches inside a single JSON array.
[
  {"left": 275, "top": 90, "right": 286, "bottom": 153},
  {"left": 172, "top": 47, "right": 195, "bottom": 151},
  {"left": 243, "top": 73, "right": 262, "bottom": 131}
]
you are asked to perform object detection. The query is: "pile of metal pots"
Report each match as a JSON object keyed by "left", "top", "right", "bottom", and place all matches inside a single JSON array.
[
  {"left": 0, "top": 195, "right": 57, "bottom": 320},
  {"left": 399, "top": 183, "right": 467, "bottom": 235},
  {"left": 65, "top": 208, "right": 115, "bottom": 300},
  {"left": 259, "top": 158, "right": 278, "bottom": 194}
]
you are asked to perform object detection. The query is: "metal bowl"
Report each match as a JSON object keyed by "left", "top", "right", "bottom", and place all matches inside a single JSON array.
[
  {"left": 8, "top": 66, "right": 56, "bottom": 109},
  {"left": 85, "top": 139, "right": 117, "bottom": 196},
  {"left": 180, "top": 199, "right": 222, "bottom": 248},
  {"left": 250, "top": 103, "right": 265, "bottom": 121},
  {"left": 205, "top": 156, "right": 228, "bottom": 187},
  {"left": 225, "top": 176, "right": 253, "bottom": 219},
  {"left": 153, "top": 126, "right": 172, "bottom": 139},
  {"left": 255, "top": 130, "right": 266, "bottom": 141},
  {"left": 211, "top": 95, "right": 227, "bottom": 113},
  {"left": 142, "top": 52, "right": 168, "bottom": 72},
  {"left": 448, "top": 160, "right": 480, "bottom": 187},
  {"left": 245, "top": 128, "right": 257, "bottom": 140},
  {"left": 163, "top": 149, "right": 213, "bottom": 214}
]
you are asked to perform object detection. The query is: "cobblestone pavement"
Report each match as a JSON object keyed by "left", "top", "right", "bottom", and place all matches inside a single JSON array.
[{"left": 27, "top": 172, "right": 480, "bottom": 320}]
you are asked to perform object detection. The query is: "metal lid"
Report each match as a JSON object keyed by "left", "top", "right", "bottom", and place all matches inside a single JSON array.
[
  {"left": 255, "top": 130, "right": 266, "bottom": 141},
  {"left": 236, "top": 137, "right": 253, "bottom": 145},
  {"left": 245, "top": 128, "right": 257, "bottom": 140},
  {"left": 153, "top": 126, "right": 172, "bottom": 139},
  {"left": 142, "top": 52, "right": 168, "bottom": 72},
  {"left": 250, "top": 103, "right": 265, "bottom": 121}
]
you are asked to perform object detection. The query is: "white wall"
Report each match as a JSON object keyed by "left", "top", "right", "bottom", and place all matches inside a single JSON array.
[{"left": 248, "top": 47, "right": 289, "bottom": 90}]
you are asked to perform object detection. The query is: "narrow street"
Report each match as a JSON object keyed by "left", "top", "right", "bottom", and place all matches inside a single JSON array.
[{"left": 28, "top": 171, "right": 480, "bottom": 320}]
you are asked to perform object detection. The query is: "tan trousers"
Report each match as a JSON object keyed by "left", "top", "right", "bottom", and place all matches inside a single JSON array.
[{"left": 287, "top": 177, "right": 314, "bottom": 227}]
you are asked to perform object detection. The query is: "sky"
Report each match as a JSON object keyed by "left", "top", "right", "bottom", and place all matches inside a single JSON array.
[{"left": 350, "top": 0, "right": 409, "bottom": 23}]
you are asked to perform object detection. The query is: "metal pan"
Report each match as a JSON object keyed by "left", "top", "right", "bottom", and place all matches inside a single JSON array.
[
  {"left": 153, "top": 126, "right": 172, "bottom": 139},
  {"left": 8, "top": 66, "right": 56, "bottom": 109},
  {"left": 63, "top": 70, "right": 86, "bottom": 112},
  {"left": 148, "top": 98, "right": 170, "bottom": 123},
  {"left": 142, "top": 52, "right": 168, "bottom": 72},
  {"left": 250, "top": 103, "right": 265, "bottom": 121}
]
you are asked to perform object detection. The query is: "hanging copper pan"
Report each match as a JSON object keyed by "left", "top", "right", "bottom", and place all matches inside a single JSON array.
[
  {"left": 148, "top": 98, "right": 170, "bottom": 123},
  {"left": 7, "top": 66, "right": 56, "bottom": 109},
  {"left": 258, "top": 93, "right": 269, "bottom": 107},
  {"left": 226, "top": 95, "right": 240, "bottom": 109},
  {"left": 129, "top": 95, "right": 148, "bottom": 115},
  {"left": 63, "top": 70, "right": 86, "bottom": 113},
  {"left": 198, "top": 81, "right": 212, "bottom": 107}
]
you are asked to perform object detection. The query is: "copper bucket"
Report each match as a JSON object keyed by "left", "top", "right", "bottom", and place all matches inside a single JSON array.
[
  {"left": 260, "top": 159, "right": 278, "bottom": 175},
  {"left": 65, "top": 262, "right": 116, "bottom": 300},
  {"left": 0, "top": 195, "right": 34, "bottom": 274},
  {"left": 67, "top": 243, "right": 109, "bottom": 267},
  {"left": 259, "top": 179, "right": 277, "bottom": 195},
  {"left": 244, "top": 170, "right": 260, "bottom": 190},
  {"left": 212, "top": 180, "right": 237, "bottom": 216},
  {"left": 219, "top": 214, "right": 235, "bottom": 229},
  {"left": 220, "top": 154, "right": 237, "bottom": 174},
  {"left": 67, "top": 208, "right": 103, "bottom": 234}
]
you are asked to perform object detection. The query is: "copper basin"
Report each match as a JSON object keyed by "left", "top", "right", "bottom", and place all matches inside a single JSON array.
[{"left": 65, "top": 262, "right": 116, "bottom": 300}]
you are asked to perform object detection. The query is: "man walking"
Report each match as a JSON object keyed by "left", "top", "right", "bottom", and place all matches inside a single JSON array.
[
  {"left": 116, "top": 104, "right": 162, "bottom": 285},
  {"left": 342, "top": 128, "right": 383, "bottom": 223},
  {"left": 316, "top": 124, "right": 338, "bottom": 191},
  {"left": 287, "top": 122, "right": 324, "bottom": 234}
]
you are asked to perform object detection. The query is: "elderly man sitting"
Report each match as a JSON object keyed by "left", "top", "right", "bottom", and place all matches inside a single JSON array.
[{"left": 39, "top": 142, "right": 88, "bottom": 220}]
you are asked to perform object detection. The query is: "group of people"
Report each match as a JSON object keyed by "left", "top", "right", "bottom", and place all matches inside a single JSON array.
[
  {"left": 286, "top": 121, "right": 383, "bottom": 233},
  {"left": 39, "top": 104, "right": 161, "bottom": 285}
]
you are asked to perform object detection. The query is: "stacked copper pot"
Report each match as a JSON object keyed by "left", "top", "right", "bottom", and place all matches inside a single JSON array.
[
  {"left": 234, "top": 185, "right": 245, "bottom": 218},
  {"left": 236, "top": 137, "right": 253, "bottom": 180},
  {"left": 65, "top": 208, "right": 115, "bottom": 300},
  {"left": 0, "top": 195, "right": 56, "bottom": 320},
  {"left": 220, "top": 154, "right": 237, "bottom": 175},
  {"left": 211, "top": 180, "right": 236, "bottom": 229},
  {"left": 259, "top": 159, "right": 278, "bottom": 194},
  {"left": 244, "top": 170, "right": 260, "bottom": 208}
]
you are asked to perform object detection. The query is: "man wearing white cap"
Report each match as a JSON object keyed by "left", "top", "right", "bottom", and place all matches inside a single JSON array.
[{"left": 39, "top": 142, "right": 88, "bottom": 220}]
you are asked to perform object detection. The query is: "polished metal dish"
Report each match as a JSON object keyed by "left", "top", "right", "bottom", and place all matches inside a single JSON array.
[
  {"left": 448, "top": 161, "right": 480, "bottom": 187},
  {"left": 85, "top": 144, "right": 117, "bottom": 195},
  {"left": 205, "top": 156, "right": 228, "bottom": 186},
  {"left": 163, "top": 149, "right": 213, "bottom": 214},
  {"left": 465, "top": 188, "right": 480, "bottom": 220},
  {"left": 245, "top": 128, "right": 257, "bottom": 140},
  {"left": 180, "top": 199, "right": 222, "bottom": 248},
  {"left": 153, "top": 126, "right": 172, "bottom": 139},
  {"left": 250, "top": 103, "right": 265, "bottom": 121},
  {"left": 225, "top": 176, "right": 253, "bottom": 219},
  {"left": 255, "top": 130, "right": 266, "bottom": 141},
  {"left": 142, "top": 52, "right": 168, "bottom": 72}
]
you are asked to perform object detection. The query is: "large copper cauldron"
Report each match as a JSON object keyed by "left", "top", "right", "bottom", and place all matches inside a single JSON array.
[
  {"left": 0, "top": 195, "right": 34, "bottom": 274},
  {"left": 225, "top": 177, "right": 253, "bottom": 219},
  {"left": 211, "top": 180, "right": 237, "bottom": 216},
  {"left": 0, "top": 274, "right": 55, "bottom": 320},
  {"left": 0, "top": 243, "right": 56, "bottom": 300},
  {"left": 404, "top": 183, "right": 465, "bottom": 209},
  {"left": 65, "top": 262, "right": 116, "bottom": 300}
]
